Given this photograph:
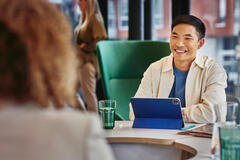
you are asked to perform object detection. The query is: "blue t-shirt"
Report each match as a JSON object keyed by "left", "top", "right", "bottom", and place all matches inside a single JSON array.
[{"left": 169, "top": 65, "right": 189, "bottom": 107}]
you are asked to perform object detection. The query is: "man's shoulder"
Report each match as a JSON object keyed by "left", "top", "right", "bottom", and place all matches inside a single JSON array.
[
  {"left": 149, "top": 55, "right": 171, "bottom": 68},
  {"left": 199, "top": 54, "right": 225, "bottom": 72}
]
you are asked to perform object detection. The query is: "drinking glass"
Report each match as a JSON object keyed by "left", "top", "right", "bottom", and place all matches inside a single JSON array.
[
  {"left": 226, "top": 102, "right": 238, "bottom": 123},
  {"left": 219, "top": 125, "right": 240, "bottom": 160},
  {"left": 211, "top": 102, "right": 239, "bottom": 160},
  {"left": 98, "top": 100, "right": 116, "bottom": 129}
]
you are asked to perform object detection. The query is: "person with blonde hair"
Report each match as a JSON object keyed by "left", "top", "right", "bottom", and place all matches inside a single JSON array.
[
  {"left": 75, "top": 0, "right": 107, "bottom": 112},
  {"left": 0, "top": 0, "right": 114, "bottom": 159}
]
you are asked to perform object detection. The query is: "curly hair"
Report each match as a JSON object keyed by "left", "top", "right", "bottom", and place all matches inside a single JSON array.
[{"left": 0, "top": 0, "right": 78, "bottom": 109}]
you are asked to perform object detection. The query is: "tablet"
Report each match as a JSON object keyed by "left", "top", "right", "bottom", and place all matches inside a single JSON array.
[
  {"left": 189, "top": 123, "right": 213, "bottom": 135},
  {"left": 130, "top": 98, "right": 184, "bottom": 129}
]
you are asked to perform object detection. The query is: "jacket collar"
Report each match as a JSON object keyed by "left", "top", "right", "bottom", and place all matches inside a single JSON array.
[
  {"left": 194, "top": 53, "right": 204, "bottom": 69},
  {"left": 162, "top": 53, "right": 204, "bottom": 72}
]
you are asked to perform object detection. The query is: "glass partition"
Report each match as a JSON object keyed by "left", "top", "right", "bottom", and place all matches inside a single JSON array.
[{"left": 191, "top": 0, "right": 240, "bottom": 97}]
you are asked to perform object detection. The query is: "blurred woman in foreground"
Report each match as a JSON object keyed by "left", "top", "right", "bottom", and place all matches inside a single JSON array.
[{"left": 0, "top": 0, "right": 114, "bottom": 159}]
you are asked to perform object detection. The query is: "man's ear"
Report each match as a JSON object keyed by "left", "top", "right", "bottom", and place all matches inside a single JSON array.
[{"left": 197, "top": 38, "right": 205, "bottom": 49}]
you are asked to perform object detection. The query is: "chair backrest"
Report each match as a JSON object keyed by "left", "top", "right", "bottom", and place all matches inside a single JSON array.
[{"left": 96, "top": 40, "right": 170, "bottom": 120}]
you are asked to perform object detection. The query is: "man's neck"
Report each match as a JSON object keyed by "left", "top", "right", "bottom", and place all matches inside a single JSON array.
[{"left": 173, "top": 59, "right": 194, "bottom": 71}]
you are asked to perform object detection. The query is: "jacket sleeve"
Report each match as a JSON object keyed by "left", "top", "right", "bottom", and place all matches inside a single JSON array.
[{"left": 185, "top": 63, "right": 227, "bottom": 123}]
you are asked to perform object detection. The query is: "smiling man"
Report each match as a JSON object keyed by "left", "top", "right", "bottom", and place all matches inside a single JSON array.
[{"left": 129, "top": 15, "right": 227, "bottom": 123}]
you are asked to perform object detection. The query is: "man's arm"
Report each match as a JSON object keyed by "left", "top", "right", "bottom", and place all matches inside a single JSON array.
[{"left": 185, "top": 63, "right": 227, "bottom": 123}]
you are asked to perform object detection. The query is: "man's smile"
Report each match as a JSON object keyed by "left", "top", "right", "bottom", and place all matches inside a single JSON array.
[{"left": 174, "top": 49, "right": 187, "bottom": 54}]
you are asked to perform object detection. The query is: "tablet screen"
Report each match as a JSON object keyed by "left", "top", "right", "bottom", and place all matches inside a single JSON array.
[{"left": 130, "top": 98, "right": 184, "bottom": 129}]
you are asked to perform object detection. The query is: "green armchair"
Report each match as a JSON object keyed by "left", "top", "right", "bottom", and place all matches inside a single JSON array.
[{"left": 96, "top": 40, "right": 170, "bottom": 120}]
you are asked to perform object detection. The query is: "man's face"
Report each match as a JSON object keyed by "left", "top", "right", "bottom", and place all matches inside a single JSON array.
[{"left": 170, "top": 24, "right": 204, "bottom": 64}]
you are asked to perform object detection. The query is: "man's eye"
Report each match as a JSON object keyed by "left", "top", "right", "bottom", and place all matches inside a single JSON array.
[{"left": 185, "top": 38, "right": 192, "bottom": 40}]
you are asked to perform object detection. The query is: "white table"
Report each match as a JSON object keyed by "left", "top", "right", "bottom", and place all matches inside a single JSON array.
[{"left": 105, "top": 121, "right": 212, "bottom": 160}]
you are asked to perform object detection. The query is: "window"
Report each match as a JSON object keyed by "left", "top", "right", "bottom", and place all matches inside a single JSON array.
[
  {"left": 119, "top": 0, "right": 128, "bottom": 30},
  {"left": 153, "top": 0, "right": 171, "bottom": 40},
  {"left": 153, "top": 0, "right": 164, "bottom": 28},
  {"left": 107, "top": 0, "right": 170, "bottom": 40},
  {"left": 108, "top": 0, "right": 128, "bottom": 39},
  {"left": 108, "top": 0, "right": 117, "bottom": 39},
  {"left": 191, "top": 0, "right": 240, "bottom": 96}
]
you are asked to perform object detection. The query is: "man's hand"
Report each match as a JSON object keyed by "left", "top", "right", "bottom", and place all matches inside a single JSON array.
[{"left": 182, "top": 108, "right": 188, "bottom": 122}]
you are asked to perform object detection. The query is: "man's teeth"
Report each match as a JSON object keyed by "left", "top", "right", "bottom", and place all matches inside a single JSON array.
[{"left": 176, "top": 50, "right": 185, "bottom": 53}]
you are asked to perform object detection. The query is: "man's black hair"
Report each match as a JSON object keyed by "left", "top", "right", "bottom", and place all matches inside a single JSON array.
[{"left": 171, "top": 15, "right": 206, "bottom": 40}]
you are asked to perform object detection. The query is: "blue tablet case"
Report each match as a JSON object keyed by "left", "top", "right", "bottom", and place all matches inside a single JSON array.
[{"left": 130, "top": 98, "right": 184, "bottom": 129}]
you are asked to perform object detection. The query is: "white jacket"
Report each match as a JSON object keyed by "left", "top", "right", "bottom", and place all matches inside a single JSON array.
[
  {"left": 130, "top": 53, "right": 227, "bottom": 123},
  {"left": 0, "top": 107, "right": 115, "bottom": 160}
]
